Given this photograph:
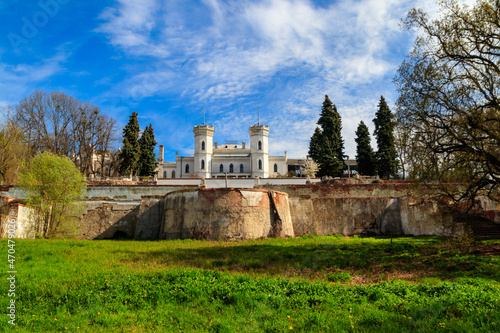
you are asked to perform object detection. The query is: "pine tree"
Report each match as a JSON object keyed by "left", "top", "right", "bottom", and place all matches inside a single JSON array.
[
  {"left": 308, "top": 127, "right": 323, "bottom": 165},
  {"left": 138, "top": 124, "right": 158, "bottom": 177},
  {"left": 373, "top": 96, "right": 398, "bottom": 179},
  {"left": 310, "top": 95, "right": 344, "bottom": 177},
  {"left": 119, "top": 112, "right": 140, "bottom": 176},
  {"left": 355, "top": 121, "right": 376, "bottom": 176}
]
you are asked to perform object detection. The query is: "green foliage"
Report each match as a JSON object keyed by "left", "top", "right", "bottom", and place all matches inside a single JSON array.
[
  {"left": 373, "top": 96, "right": 398, "bottom": 179},
  {"left": 17, "top": 152, "right": 86, "bottom": 238},
  {"left": 2, "top": 237, "right": 500, "bottom": 332},
  {"left": 119, "top": 112, "right": 140, "bottom": 176},
  {"left": 355, "top": 121, "right": 376, "bottom": 176},
  {"left": 138, "top": 124, "right": 158, "bottom": 177},
  {"left": 327, "top": 272, "right": 352, "bottom": 283},
  {"left": 309, "top": 95, "right": 345, "bottom": 177},
  {"left": 0, "top": 123, "right": 29, "bottom": 184}
]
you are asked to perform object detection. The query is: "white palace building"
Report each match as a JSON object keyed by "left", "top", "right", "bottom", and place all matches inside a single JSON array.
[{"left": 157, "top": 123, "right": 290, "bottom": 179}]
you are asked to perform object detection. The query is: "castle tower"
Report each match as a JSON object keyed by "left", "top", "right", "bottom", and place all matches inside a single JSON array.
[
  {"left": 193, "top": 124, "right": 214, "bottom": 178},
  {"left": 249, "top": 124, "right": 269, "bottom": 178}
]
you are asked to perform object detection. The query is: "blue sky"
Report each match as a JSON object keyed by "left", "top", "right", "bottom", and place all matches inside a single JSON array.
[{"left": 0, "top": 0, "right": 474, "bottom": 161}]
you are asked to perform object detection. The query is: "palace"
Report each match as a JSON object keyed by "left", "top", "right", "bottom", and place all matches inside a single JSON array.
[{"left": 157, "top": 123, "right": 291, "bottom": 178}]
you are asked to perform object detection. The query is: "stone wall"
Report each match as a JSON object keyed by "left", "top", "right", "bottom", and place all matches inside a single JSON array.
[
  {"left": 0, "top": 197, "right": 36, "bottom": 239},
  {"left": 134, "top": 196, "right": 165, "bottom": 240},
  {"left": 80, "top": 201, "right": 140, "bottom": 239},
  {"left": 3, "top": 183, "right": 495, "bottom": 239},
  {"left": 161, "top": 188, "right": 294, "bottom": 240}
]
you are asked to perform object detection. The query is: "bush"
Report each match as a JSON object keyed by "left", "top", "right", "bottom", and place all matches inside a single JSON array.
[{"left": 327, "top": 272, "right": 352, "bottom": 283}]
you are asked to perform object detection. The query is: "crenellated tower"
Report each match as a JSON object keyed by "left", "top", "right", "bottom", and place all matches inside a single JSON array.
[
  {"left": 249, "top": 124, "right": 269, "bottom": 178},
  {"left": 193, "top": 124, "right": 214, "bottom": 178}
]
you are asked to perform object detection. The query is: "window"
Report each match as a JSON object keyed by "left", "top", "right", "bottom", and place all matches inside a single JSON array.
[
  {"left": 172, "top": 170, "right": 175, "bottom": 178},
  {"left": 201, "top": 160, "right": 205, "bottom": 169},
  {"left": 258, "top": 141, "right": 262, "bottom": 150},
  {"left": 274, "top": 163, "right": 278, "bottom": 173},
  {"left": 229, "top": 164, "right": 234, "bottom": 173},
  {"left": 201, "top": 141, "right": 205, "bottom": 151},
  {"left": 258, "top": 159, "right": 262, "bottom": 170},
  {"left": 185, "top": 164, "right": 189, "bottom": 174},
  {"left": 220, "top": 164, "right": 224, "bottom": 173},
  {"left": 240, "top": 164, "right": 244, "bottom": 173},
  {"left": 163, "top": 171, "right": 167, "bottom": 178}
]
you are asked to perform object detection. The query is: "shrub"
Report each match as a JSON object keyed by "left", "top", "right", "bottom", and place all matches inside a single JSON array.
[{"left": 327, "top": 272, "right": 352, "bottom": 283}]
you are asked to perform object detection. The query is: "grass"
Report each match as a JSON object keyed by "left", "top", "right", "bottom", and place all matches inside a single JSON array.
[{"left": 1, "top": 236, "right": 500, "bottom": 332}]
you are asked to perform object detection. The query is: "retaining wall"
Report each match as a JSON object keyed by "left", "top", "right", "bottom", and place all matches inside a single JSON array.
[
  {"left": 161, "top": 188, "right": 294, "bottom": 240},
  {"left": 3, "top": 183, "right": 496, "bottom": 239}
]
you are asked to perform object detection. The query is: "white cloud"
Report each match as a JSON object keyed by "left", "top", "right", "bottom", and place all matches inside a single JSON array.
[
  {"left": 0, "top": 52, "right": 68, "bottom": 107},
  {"left": 96, "top": 0, "right": 169, "bottom": 57},
  {"left": 95, "top": 0, "right": 477, "bottom": 157}
]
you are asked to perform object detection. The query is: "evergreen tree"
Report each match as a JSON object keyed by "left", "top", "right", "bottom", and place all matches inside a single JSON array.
[
  {"left": 119, "top": 112, "right": 140, "bottom": 176},
  {"left": 310, "top": 95, "right": 344, "bottom": 177},
  {"left": 355, "top": 121, "right": 376, "bottom": 176},
  {"left": 373, "top": 96, "right": 398, "bottom": 179},
  {"left": 308, "top": 127, "right": 323, "bottom": 165},
  {"left": 138, "top": 124, "right": 158, "bottom": 177}
]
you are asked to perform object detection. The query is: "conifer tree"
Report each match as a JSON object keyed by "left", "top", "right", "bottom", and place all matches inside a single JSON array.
[
  {"left": 355, "top": 121, "right": 376, "bottom": 176},
  {"left": 138, "top": 124, "right": 158, "bottom": 177},
  {"left": 308, "top": 127, "right": 323, "bottom": 165},
  {"left": 310, "top": 95, "right": 344, "bottom": 177},
  {"left": 119, "top": 112, "right": 140, "bottom": 176},
  {"left": 373, "top": 96, "right": 398, "bottom": 179}
]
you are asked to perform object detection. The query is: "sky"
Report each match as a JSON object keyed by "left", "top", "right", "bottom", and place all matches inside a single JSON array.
[{"left": 0, "top": 0, "right": 475, "bottom": 161}]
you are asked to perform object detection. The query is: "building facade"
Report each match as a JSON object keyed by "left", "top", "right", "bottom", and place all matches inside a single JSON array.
[{"left": 157, "top": 123, "right": 288, "bottom": 179}]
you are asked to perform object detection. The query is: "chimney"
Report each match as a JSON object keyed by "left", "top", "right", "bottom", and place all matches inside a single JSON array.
[
  {"left": 214, "top": 142, "right": 218, "bottom": 149},
  {"left": 159, "top": 145, "right": 164, "bottom": 162},
  {"left": 242, "top": 142, "right": 246, "bottom": 149},
  {"left": 175, "top": 151, "right": 179, "bottom": 159},
  {"left": 285, "top": 151, "right": 288, "bottom": 162}
]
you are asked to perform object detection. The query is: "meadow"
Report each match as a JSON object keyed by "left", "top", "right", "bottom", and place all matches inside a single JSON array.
[{"left": 1, "top": 235, "right": 500, "bottom": 332}]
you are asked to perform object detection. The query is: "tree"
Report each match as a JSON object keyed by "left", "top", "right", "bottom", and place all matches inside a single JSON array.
[
  {"left": 138, "top": 124, "right": 158, "bottom": 177},
  {"left": 0, "top": 122, "right": 29, "bottom": 184},
  {"left": 308, "top": 127, "right": 323, "bottom": 166},
  {"left": 8, "top": 90, "right": 119, "bottom": 178},
  {"left": 71, "top": 103, "right": 119, "bottom": 178},
  {"left": 18, "top": 152, "right": 86, "bottom": 238},
  {"left": 119, "top": 112, "right": 140, "bottom": 176},
  {"left": 303, "top": 158, "right": 319, "bottom": 178},
  {"left": 309, "top": 95, "right": 345, "bottom": 177},
  {"left": 394, "top": 0, "right": 500, "bottom": 207},
  {"left": 373, "top": 96, "right": 398, "bottom": 179},
  {"left": 355, "top": 121, "right": 376, "bottom": 176}
]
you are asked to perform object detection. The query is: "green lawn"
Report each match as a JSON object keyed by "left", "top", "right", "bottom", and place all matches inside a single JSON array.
[{"left": 2, "top": 236, "right": 500, "bottom": 332}]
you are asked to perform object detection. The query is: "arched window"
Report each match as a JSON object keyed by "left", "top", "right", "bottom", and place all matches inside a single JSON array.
[
  {"left": 201, "top": 141, "right": 205, "bottom": 151},
  {"left": 220, "top": 164, "right": 224, "bottom": 173},
  {"left": 185, "top": 164, "right": 189, "bottom": 174},
  {"left": 240, "top": 164, "right": 244, "bottom": 173},
  {"left": 172, "top": 170, "right": 175, "bottom": 178},
  {"left": 201, "top": 160, "right": 205, "bottom": 169},
  {"left": 258, "top": 141, "right": 262, "bottom": 150},
  {"left": 229, "top": 164, "right": 234, "bottom": 173},
  {"left": 163, "top": 171, "right": 167, "bottom": 178},
  {"left": 258, "top": 159, "right": 262, "bottom": 170},
  {"left": 274, "top": 163, "right": 278, "bottom": 173}
]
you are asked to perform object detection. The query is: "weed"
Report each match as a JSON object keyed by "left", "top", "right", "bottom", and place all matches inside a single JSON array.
[{"left": 327, "top": 272, "right": 352, "bottom": 283}]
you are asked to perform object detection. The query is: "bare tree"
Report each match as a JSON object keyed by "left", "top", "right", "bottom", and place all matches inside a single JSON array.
[
  {"left": 395, "top": 0, "right": 500, "bottom": 208},
  {"left": 9, "top": 90, "right": 119, "bottom": 178}
]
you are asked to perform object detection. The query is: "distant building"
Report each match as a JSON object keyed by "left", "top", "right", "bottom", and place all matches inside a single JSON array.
[{"left": 157, "top": 123, "right": 289, "bottom": 179}]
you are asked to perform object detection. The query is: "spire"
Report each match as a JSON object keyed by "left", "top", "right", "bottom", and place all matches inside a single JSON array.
[{"left": 258, "top": 105, "right": 260, "bottom": 126}]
